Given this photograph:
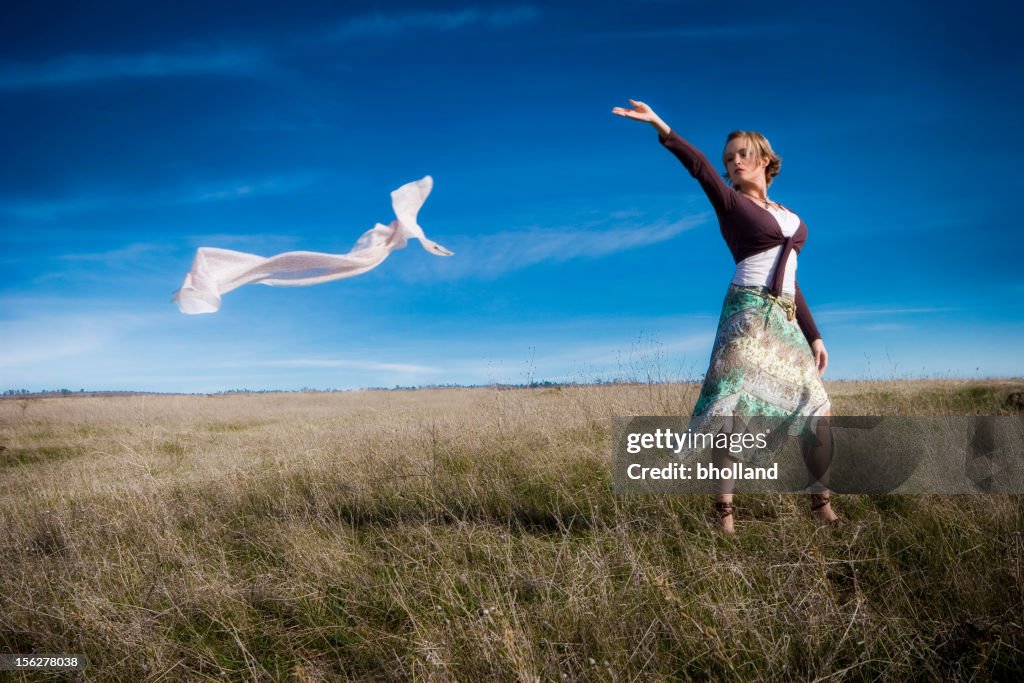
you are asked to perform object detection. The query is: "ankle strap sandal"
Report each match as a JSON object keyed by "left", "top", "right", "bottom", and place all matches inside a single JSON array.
[
  {"left": 809, "top": 493, "right": 844, "bottom": 527},
  {"left": 714, "top": 501, "right": 734, "bottom": 520},
  {"left": 809, "top": 493, "right": 831, "bottom": 511}
]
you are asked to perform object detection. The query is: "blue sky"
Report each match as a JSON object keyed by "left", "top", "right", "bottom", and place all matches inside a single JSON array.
[{"left": 2, "top": 0, "right": 1021, "bottom": 393}]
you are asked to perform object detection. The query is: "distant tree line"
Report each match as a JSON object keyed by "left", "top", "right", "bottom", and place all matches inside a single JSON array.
[
  {"left": 3, "top": 378, "right": 659, "bottom": 399},
  {"left": 3, "top": 388, "right": 83, "bottom": 396}
]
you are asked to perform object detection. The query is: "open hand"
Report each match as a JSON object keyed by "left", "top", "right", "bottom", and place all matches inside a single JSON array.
[
  {"left": 612, "top": 99, "right": 659, "bottom": 123},
  {"left": 811, "top": 339, "right": 829, "bottom": 377}
]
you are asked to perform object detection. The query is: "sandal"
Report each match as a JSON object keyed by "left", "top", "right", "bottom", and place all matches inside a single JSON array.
[
  {"left": 713, "top": 501, "right": 735, "bottom": 533},
  {"left": 809, "top": 493, "right": 843, "bottom": 526},
  {"left": 809, "top": 493, "right": 831, "bottom": 511}
]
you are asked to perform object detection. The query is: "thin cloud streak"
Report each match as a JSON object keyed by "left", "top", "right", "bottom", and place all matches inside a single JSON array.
[
  {"left": 58, "top": 242, "right": 168, "bottom": 263},
  {"left": 0, "top": 328, "right": 109, "bottom": 368},
  {"left": 553, "top": 331, "right": 714, "bottom": 368},
  {"left": 582, "top": 23, "right": 804, "bottom": 41},
  {"left": 0, "top": 310, "right": 163, "bottom": 368},
  {"left": 218, "top": 358, "right": 440, "bottom": 373},
  {"left": 0, "top": 46, "right": 267, "bottom": 89},
  {"left": 0, "top": 172, "right": 322, "bottom": 220},
  {"left": 328, "top": 6, "right": 539, "bottom": 40},
  {"left": 413, "top": 215, "right": 706, "bottom": 280},
  {"left": 816, "top": 306, "right": 958, "bottom": 322},
  {"left": 192, "top": 174, "right": 319, "bottom": 202},
  {"left": 0, "top": 8, "right": 538, "bottom": 91},
  {"left": 443, "top": 330, "right": 715, "bottom": 385}
]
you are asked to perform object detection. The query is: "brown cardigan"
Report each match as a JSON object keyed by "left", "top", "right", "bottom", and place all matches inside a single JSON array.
[{"left": 658, "top": 130, "right": 822, "bottom": 345}]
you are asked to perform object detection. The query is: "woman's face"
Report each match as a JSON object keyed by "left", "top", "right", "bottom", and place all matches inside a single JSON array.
[{"left": 723, "top": 137, "right": 768, "bottom": 188}]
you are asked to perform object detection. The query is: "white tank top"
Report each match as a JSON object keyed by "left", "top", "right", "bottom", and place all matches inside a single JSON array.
[{"left": 731, "top": 205, "right": 800, "bottom": 297}]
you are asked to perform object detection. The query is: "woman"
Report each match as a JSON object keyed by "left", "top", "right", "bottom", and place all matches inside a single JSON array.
[{"left": 612, "top": 99, "right": 840, "bottom": 533}]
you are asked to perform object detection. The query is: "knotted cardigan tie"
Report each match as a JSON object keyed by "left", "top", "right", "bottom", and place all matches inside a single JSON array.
[{"left": 656, "top": 129, "right": 819, "bottom": 338}]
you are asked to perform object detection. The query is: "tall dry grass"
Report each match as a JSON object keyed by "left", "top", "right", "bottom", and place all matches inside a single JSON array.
[{"left": 1, "top": 380, "right": 1022, "bottom": 681}]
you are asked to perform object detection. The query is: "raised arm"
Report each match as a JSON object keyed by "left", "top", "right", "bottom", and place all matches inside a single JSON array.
[{"left": 612, "top": 99, "right": 735, "bottom": 215}]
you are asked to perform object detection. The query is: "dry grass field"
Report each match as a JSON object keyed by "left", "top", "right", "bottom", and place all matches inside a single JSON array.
[{"left": 1, "top": 379, "right": 1022, "bottom": 681}]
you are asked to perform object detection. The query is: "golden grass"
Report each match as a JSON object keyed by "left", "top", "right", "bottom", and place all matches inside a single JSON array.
[{"left": 1, "top": 380, "right": 1022, "bottom": 680}]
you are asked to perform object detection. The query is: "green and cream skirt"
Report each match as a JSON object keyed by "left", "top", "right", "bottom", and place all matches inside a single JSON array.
[{"left": 686, "top": 284, "right": 831, "bottom": 463}]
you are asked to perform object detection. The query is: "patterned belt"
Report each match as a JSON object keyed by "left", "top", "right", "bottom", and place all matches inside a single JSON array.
[
  {"left": 734, "top": 284, "right": 798, "bottom": 321},
  {"left": 769, "top": 293, "right": 797, "bottom": 321},
  {"left": 753, "top": 286, "right": 798, "bottom": 321}
]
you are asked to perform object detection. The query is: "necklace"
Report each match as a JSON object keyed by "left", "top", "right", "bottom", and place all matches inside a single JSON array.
[{"left": 742, "top": 192, "right": 773, "bottom": 209}]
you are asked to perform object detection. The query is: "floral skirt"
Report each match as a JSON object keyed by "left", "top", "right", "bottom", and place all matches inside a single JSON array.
[{"left": 687, "top": 284, "right": 832, "bottom": 462}]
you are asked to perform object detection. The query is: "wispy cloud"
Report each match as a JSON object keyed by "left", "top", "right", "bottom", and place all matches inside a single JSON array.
[
  {"left": 0, "top": 9, "right": 538, "bottom": 91},
  {"left": 0, "top": 325, "right": 108, "bottom": 368},
  {"left": 816, "top": 305, "right": 957, "bottom": 323},
  {"left": 863, "top": 323, "right": 911, "bottom": 332},
  {"left": 554, "top": 331, "right": 714, "bottom": 368},
  {"left": 0, "top": 172, "right": 322, "bottom": 220},
  {"left": 218, "top": 358, "right": 439, "bottom": 373},
  {"left": 1, "top": 197, "right": 113, "bottom": 220},
  {"left": 0, "top": 46, "right": 267, "bottom": 90},
  {"left": 0, "top": 310, "right": 162, "bottom": 369},
  {"left": 329, "top": 6, "right": 539, "bottom": 40},
  {"left": 58, "top": 242, "right": 168, "bottom": 264},
  {"left": 190, "top": 173, "right": 321, "bottom": 203},
  {"left": 411, "top": 215, "right": 706, "bottom": 280},
  {"left": 583, "top": 23, "right": 803, "bottom": 41},
  {"left": 441, "top": 328, "right": 715, "bottom": 385}
]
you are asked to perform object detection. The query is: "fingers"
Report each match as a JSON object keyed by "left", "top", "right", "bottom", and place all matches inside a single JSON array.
[
  {"left": 611, "top": 108, "right": 644, "bottom": 120},
  {"left": 810, "top": 340, "right": 828, "bottom": 376},
  {"left": 613, "top": 100, "right": 646, "bottom": 111},
  {"left": 612, "top": 100, "right": 652, "bottom": 122}
]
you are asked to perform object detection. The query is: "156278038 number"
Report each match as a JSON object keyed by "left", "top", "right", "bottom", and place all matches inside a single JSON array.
[{"left": 0, "top": 654, "right": 87, "bottom": 670}]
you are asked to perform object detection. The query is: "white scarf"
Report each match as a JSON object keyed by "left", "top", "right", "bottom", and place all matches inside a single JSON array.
[{"left": 172, "top": 176, "right": 452, "bottom": 314}]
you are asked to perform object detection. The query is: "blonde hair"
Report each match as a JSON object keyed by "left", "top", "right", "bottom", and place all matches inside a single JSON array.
[{"left": 721, "top": 130, "right": 782, "bottom": 188}]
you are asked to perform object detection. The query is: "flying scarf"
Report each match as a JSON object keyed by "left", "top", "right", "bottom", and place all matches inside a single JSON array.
[{"left": 172, "top": 176, "right": 452, "bottom": 314}]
